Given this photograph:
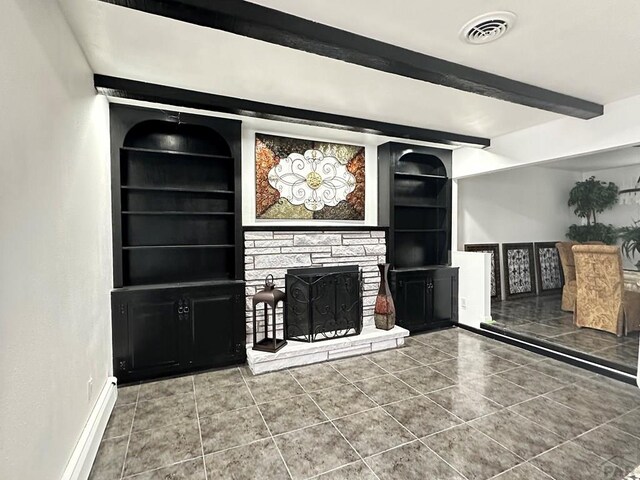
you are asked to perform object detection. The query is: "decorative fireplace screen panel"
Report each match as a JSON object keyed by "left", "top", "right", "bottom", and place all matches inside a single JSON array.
[{"left": 285, "top": 265, "right": 363, "bottom": 342}]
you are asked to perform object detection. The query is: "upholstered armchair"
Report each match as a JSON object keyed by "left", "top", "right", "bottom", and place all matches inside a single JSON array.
[
  {"left": 573, "top": 245, "right": 640, "bottom": 336},
  {"left": 556, "top": 241, "right": 579, "bottom": 311}
]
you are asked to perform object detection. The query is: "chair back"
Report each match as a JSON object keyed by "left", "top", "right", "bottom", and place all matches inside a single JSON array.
[
  {"left": 555, "top": 241, "right": 579, "bottom": 282},
  {"left": 572, "top": 244, "right": 624, "bottom": 336}
]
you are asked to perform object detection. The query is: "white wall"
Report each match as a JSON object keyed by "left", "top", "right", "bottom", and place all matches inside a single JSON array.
[
  {"left": 452, "top": 93, "right": 640, "bottom": 179},
  {"left": 452, "top": 251, "right": 491, "bottom": 328},
  {"left": 0, "top": 2, "right": 112, "bottom": 479},
  {"left": 457, "top": 166, "right": 580, "bottom": 298},
  {"left": 457, "top": 166, "right": 580, "bottom": 247},
  {"left": 583, "top": 164, "right": 640, "bottom": 269}
]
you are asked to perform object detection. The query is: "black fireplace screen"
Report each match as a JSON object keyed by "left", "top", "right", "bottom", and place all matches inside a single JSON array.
[{"left": 285, "top": 265, "right": 363, "bottom": 342}]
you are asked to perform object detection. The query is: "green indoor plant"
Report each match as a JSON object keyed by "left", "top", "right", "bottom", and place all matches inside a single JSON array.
[
  {"left": 618, "top": 220, "right": 640, "bottom": 270},
  {"left": 566, "top": 176, "right": 618, "bottom": 244}
]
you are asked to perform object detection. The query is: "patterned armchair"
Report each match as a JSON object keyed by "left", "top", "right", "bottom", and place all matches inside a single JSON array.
[
  {"left": 573, "top": 245, "right": 640, "bottom": 336},
  {"left": 556, "top": 241, "right": 579, "bottom": 311}
]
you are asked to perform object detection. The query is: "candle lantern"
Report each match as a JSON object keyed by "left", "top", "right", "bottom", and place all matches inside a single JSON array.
[{"left": 252, "top": 274, "right": 287, "bottom": 353}]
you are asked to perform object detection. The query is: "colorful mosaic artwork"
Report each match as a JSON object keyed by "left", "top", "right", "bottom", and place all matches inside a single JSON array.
[{"left": 255, "top": 134, "right": 365, "bottom": 220}]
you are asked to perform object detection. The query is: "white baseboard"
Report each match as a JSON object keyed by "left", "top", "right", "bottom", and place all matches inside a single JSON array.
[{"left": 61, "top": 376, "right": 118, "bottom": 480}]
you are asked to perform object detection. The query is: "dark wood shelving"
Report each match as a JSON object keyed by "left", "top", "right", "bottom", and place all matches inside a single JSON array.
[
  {"left": 122, "top": 211, "right": 234, "bottom": 216},
  {"left": 121, "top": 146, "right": 233, "bottom": 160},
  {"left": 123, "top": 244, "right": 235, "bottom": 250},
  {"left": 121, "top": 185, "right": 234, "bottom": 195},
  {"left": 115, "top": 279, "right": 245, "bottom": 293},
  {"left": 110, "top": 104, "right": 245, "bottom": 384},
  {"left": 394, "top": 203, "right": 446, "bottom": 209},
  {"left": 394, "top": 172, "right": 447, "bottom": 180},
  {"left": 378, "top": 143, "right": 457, "bottom": 334}
]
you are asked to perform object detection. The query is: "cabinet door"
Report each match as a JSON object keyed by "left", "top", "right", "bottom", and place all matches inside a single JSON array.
[
  {"left": 190, "top": 286, "right": 245, "bottom": 367},
  {"left": 128, "top": 298, "right": 184, "bottom": 371},
  {"left": 112, "top": 292, "right": 189, "bottom": 380},
  {"left": 431, "top": 275, "right": 452, "bottom": 324},
  {"left": 396, "top": 276, "right": 429, "bottom": 330}
]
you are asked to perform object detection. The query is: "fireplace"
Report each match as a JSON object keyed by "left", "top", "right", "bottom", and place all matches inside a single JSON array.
[{"left": 285, "top": 265, "right": 363, "bottom": 342}]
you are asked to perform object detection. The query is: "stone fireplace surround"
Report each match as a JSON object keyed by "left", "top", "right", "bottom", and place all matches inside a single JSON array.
[{"left": 244, "top": 228, "right": 409, "bottom": 373}]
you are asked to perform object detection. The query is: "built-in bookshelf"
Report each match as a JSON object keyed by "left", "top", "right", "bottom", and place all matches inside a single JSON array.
[
  {"left": 378, "top": 142, "right": 457, "bottom": 333},
  {"left": 109, "top": 105, "right": 246, "bottom": 383},
  {"left": 111, "top": 105, "right": 242, "bottom": 287},
  {"left": 379, "top": 146, "right": 452, "bottom": 268}
]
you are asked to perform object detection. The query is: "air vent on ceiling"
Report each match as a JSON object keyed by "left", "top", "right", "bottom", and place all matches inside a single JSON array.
[{"left": 460, "top": 12, "right": 517, "bottom": 45}]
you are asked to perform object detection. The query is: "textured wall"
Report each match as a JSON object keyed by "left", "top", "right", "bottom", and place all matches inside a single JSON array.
[
  {"left": 244, "top": 231, "right": 386, "bottom": 345},
  {"left": 0, "top": 2, "right": 112, "bottom": 478}
]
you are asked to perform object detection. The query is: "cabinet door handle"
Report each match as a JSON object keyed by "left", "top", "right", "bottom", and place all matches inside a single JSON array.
[
  {"left": 184, "top": 306, "right": 190, "bottom": 313},
  {"left": 178, "top": 306, "right": 184, "bottom": 314}
]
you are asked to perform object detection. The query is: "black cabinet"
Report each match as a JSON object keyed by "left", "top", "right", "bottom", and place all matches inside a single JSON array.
[
  {"left": 391, "top": 267, "right": 458, "bottom": 333},
  {"left": 109, "top": 105, "right": 245, "bottom": 384},
  {"left": 379, "top": 142, "right": 458, "bottom": 333},
  {"left": 112, "top": 282, "right": 245, "bottom": 383}
]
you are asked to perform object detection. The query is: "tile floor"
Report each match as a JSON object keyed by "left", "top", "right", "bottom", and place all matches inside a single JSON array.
[
  {"left": 487, "top": 295, "right": 639, "bottom": 372},
  {"left": 90, "top": 327, "right": 640, "bottom": 480}
]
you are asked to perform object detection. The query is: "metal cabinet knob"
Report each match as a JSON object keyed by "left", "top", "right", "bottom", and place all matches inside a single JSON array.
[{"left": 178, "top": 306, "right": 184, "bottom": 314}]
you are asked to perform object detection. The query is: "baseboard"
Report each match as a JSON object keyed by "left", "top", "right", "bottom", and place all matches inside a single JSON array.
[{"left": 61, "top": 376, "right": 118, "bottom": 480}]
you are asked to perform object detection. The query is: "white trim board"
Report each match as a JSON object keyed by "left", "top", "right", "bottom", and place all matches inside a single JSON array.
[{"left": 61, "top": 377, "right": 118, "bottom": 480}]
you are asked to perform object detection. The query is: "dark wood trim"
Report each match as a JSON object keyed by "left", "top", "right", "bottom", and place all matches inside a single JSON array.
[
  {"left": 243, "top": 225, "right": 388, "bottom": 232},
  {"left": 94, "top": 75, "right": 489, "bottom": 148},
  {"left": 477, "top": 323, "right": 637, "bottom": 382},
  {"left": 99, "top": 0, "right": 603, "bottom": 120}
]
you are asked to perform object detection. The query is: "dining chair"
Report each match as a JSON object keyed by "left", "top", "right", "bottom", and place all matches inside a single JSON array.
[
  {"left": 573, "top": 244, "right": 640, "bottom": 336},
  {"left": 556, "top": 241, "right": 579, "bottom": 311}
]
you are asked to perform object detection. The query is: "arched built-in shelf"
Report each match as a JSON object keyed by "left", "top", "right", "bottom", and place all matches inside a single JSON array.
[
  {"left": 393, "top": 150, "right": 450, "bottom": 269},
  {"left": 116, "top": 115, "right": 240, "bottom": 286}
]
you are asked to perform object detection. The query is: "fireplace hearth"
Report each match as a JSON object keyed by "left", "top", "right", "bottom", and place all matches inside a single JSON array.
[{"left": 285, "top": 265, "right": 363, "bottom": 342}]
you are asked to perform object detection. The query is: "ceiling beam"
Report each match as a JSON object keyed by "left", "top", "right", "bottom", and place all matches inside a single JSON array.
[
  {"left": 94, "top": 75, "right": 490, "bottom": 147},
  {"left": 100, "top": 0, "right": 603, "bottom": 120}
]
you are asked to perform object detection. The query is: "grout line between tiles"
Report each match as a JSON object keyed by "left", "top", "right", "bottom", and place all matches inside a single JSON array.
[
  {"left": 192, "top": 375, "right": 208, "bottom": 480},
  {"left": 239, "top": 370, "right": 294, "bottom": 480},
  {"left": 119, "top": 385, "right": 140, "bottom": 480},
  {"left": 303, "top": 459, "right": 363, "bottom": 480},
  {"left": 121, "top": 456, "right": 203, "bottom": 479},
  {"left": 328, "top": 356, "right": 469, "bottom": 480},
  {"left": 287, "top": 369, "right": 383, "bottom": 480}
]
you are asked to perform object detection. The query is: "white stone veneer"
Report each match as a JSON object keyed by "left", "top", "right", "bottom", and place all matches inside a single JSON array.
[{"left": 244, "top": 230, "right": 387, "bottom": 346}]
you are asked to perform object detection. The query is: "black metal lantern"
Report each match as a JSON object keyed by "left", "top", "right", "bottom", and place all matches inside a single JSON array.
[{"left": 252, "top": 274, "right": 287, "bottom": 353}]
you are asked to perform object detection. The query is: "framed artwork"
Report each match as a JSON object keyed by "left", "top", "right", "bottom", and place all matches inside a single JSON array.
[
  {"left": 464, "top": 243, "right": 501, "bottom": 300},
  {"left": 534, "top": 242, "right": 564, "bottom": 295},
  {"left": 502, "top": 243, "right": 536, "bottom": 300},
  {"left": 255, "top": 133, "right": 365, "bottom": 220}
]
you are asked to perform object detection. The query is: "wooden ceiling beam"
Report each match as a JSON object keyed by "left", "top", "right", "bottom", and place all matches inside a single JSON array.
[
  {"left": 101, "top": 0, "right": 604, "bottom": 119},
  {"left": 94, "top": 75, "right": 491, "bottom": 147}
]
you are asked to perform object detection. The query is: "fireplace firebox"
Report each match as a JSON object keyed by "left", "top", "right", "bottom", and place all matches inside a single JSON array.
[{"left": 285, "top": 265, "right": 363, "bottom": 342}]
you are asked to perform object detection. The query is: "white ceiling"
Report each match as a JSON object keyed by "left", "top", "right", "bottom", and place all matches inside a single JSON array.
[
  {"left": 59, "top": 0, "right": 640, "bottom": 140},
  {"left": 543, "top": 146, "right": 640, "bottom": 172},
  {"left": 253, "top": 0, "right": 640, "bottom": 104}
]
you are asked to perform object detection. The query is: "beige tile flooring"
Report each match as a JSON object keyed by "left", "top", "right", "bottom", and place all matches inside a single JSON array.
[{"left": 90, "top": 327, "right": 640, "bottom": 480}]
